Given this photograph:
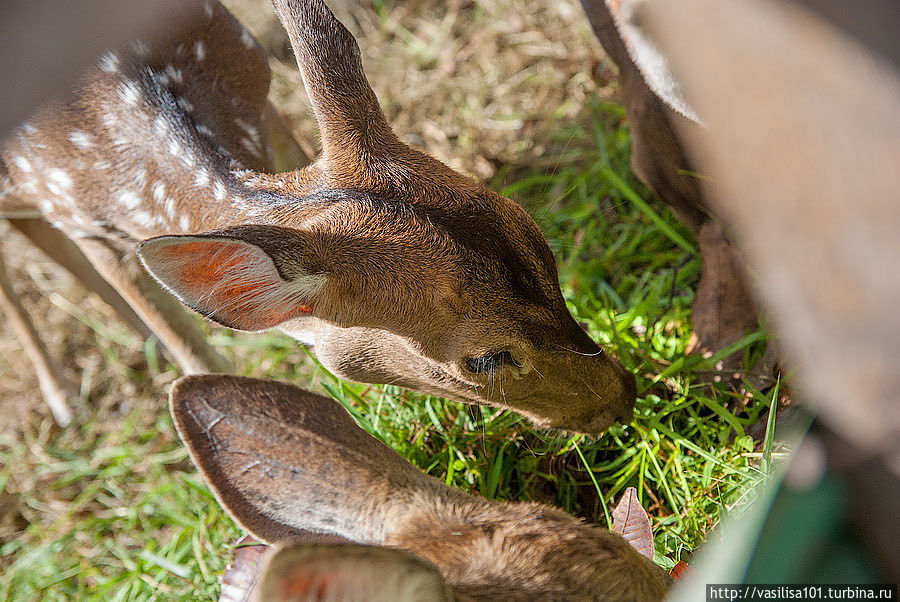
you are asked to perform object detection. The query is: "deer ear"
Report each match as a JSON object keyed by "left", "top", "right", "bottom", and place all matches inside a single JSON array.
[
  {"left": 138, "top": 225, "right": 325, "bottom": 331},
  {"left": 256, "top": 543, "right": 453, "bottom": 602},
  {"left": 168, "top": 374, "right": 428, "bottom": 544}
]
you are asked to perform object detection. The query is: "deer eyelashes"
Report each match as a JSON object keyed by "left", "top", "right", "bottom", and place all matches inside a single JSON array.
[{"left": 464, "top": 350, "right": 522, "bottom": 375}]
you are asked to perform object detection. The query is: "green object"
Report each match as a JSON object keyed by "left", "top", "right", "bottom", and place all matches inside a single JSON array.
[{"left": 744, "top": 475, "right": 880, "bottom": 583}]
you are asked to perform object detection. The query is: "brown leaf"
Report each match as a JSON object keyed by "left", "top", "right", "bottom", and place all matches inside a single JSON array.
[
  {"left": 611, "top": 487, "right": 655, "bottom": 560},
  {"left": 219, "top": 536, "right": 268, "bottom": 602},
  {"left": 670, "top": 560, "right": 690, "bottom": 580}
]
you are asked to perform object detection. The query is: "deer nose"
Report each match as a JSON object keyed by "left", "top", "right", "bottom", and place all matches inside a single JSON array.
[{"left": 568, "top": 357, "right": 636, "bottom": 433}]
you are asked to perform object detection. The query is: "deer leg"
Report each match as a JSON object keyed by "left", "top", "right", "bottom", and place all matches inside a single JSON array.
[
  {"left": 687, "top": 222, "right": 760, "bottom": 363},
  {"left": 73, "top": 238, "right": 231, "bottom": 375},
  {"left": 8, "top": 218, "right": 152, "bottom": 339},
  {"left": 0, "top": 245, "right": 74, "bottom": 426}
]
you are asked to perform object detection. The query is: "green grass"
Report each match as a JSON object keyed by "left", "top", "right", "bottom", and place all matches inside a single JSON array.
[{"left": 0, "top": 99, "right": 783, "bottom": 600}]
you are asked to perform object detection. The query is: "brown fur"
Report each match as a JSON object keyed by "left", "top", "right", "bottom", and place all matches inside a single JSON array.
[
  {"left": 1, "top": 0, "right": 635, "bottom": 432},
  {"left": 642, "top": 0, "right": 900, "bottom": 450},
  {"left": 579, "top": 0, "right": 760, "bottom": 365},
  {"left": 170, "top": 374, "right": 671, "bottom": 601}
]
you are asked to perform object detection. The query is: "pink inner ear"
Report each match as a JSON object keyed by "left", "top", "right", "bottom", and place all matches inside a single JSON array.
[
  {"left": 281, "top": 570, "right": 337, "bottom": 600},
  {"left": 151, "top": 239, "right": 314, "bottom": 331}
]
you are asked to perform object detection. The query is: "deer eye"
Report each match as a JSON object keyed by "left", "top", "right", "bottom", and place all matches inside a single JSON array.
[{"left": 465, "top": 351, "right": 519, "bottom": 374}]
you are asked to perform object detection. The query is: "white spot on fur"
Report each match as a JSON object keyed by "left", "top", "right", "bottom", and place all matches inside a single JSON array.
[
  {"left": 203, "top": 1, "right": 213, "bottom": 18},
  {"left": 196, "top": 124, "right": 214, "bottom": 138},
  {"left": 194, "top": 40, "right": 206, "bottom": 61},
  {"left": 240, "top": 28, "right": 255, "bottom": 48},
  {"left": 68, "top": 131, "right": 92, "bottom": 149},
  {"left": 132, "top": 210, "right": 158, "bottom": 229},
  {"left": 168, "top": 138, "right": 183, "bottom": 158},
  {"left": 98, "top": 51, "right": 119, "bottom": 73},
  {"left": 240, "top": 137, "right": 263, "bottom": 159},
  {"left": 46, "top": 182, "right": 67, "bottom": 199},
  {"left": 176, "top": 97, "right": 194, "bottom": 113},
  {"left": 165, "top": 66, "right": 183, "bottom": 85},
  {"left": 130, "top": 40, "right": 150, "bottom": 57},
  {"left": 154, "top": 115, "right": 171, "bottom": 137},
  {"left": 13, "top": 156, "right": 32, "bottom": 173},
  {"left": 180, "top": 150, "right": 196, "bottom": 168},
  {"left": 118, "top": 81, "right": 141, "bottom": 106},
  {"left": 193, "top": 168, "right": 210, "bottom": 188},
  {"left": 152, "top": 182, "right": 166, "bottom": 204},
  {"left": 154, "top": 71, "right": 170, "bottom": 87},
  {"left": 165, "top": 197, "right": 176, "bottom": 219},
  {"left": 21, "top": 122, "right": 36, "bottom": 135},
  {"left": 179, "top": 215, "right": 191, "bottom": 231},
  {"left": 48, "top": 168, "right": 73, "bottom": 190},
  {"left": 235, "top": 118, "right": 261, "bottom": 146},
  {"left": 213, "top": 180, "right": 226, "bottom": 201},
  {"left": 102, "top": 113, "right": 118, "bottom": 128},
  {"left": 116, "top": 189, "right": 141, "bottom": 210},
  {"left": 94, "top": 160, "right": 111, "bottom": 170},
  {"left": 135, "top": 168, "right": 147, "bottom": 189}
]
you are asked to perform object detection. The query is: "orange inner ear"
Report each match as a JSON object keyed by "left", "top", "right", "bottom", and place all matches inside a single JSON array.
[
  {"left": 163, "top": 241, "right": 253, "bottom": 289},
  {"left": 156, "top": 240, "right": 314, "bottom": 329},
  {"left": 283, "top": 571, "right": 337, "bottom": 600}
]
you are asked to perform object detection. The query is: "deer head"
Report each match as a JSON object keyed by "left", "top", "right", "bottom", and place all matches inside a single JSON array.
[
  {"left": 139, "top": 0, "right": 636, "bottom": 433},
  {"left": 170, "top": 374, "right": 671, "bottom": 600}
]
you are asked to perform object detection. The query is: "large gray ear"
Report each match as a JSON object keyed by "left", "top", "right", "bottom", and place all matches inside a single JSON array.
[
  {"left": 138, "top": 225, "right": 326, "bottom": 332},
  {"left": 606, "top": 0, "right": 701, "bottom": 122},
  {"left": 169, "top": 374, "right": 431, "bottom": 544},
  {"left": 256, "top": 543, "right": 454, "bottom": 602}
]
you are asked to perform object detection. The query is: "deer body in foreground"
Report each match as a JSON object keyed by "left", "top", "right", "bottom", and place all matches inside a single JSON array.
[
  {"left": 1, "top": 0, "right": 635, "bottom": 432},
  {"left": 171, "top": 374, "right": 671, "bottom": 601}
]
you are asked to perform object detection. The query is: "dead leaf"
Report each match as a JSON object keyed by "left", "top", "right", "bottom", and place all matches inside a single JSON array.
[
  {"left": 670, "top": 560, "right": 690, "bottom": 580},
  {"left": 612, "top": 486, "right": 655, "bottom": 560},
  {"left": 219, "top": 536, "right": 268, "bottom": 602}
]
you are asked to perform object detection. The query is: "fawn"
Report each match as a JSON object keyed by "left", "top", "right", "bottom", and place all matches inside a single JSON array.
[
  {"left": 171, "top": 374, "right": 671, "bottom": 601},
  {"left": 0, "top": 0, "right": 635, "bottom": 432}
]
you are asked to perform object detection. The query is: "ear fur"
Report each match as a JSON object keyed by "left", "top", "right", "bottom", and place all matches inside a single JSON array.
[
  {"left": 256, "top": 543, "right": 453, "bottom": 602},
  {"left": 168, "top": 374, "right": 433, "bottom": 544},
  {"left": 605, "top": 0, "right": 700, "bottom": 122},
  {"left": 138, "top": 225, "right": 325, "bottom": 331}
]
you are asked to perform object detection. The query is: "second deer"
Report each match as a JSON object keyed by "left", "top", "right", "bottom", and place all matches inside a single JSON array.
[
  {"left": 171, "top": 374, "right": 672, "bottom": 601},
  {"left": 1, "top": 0, "right": 635, "bottom": 432}
]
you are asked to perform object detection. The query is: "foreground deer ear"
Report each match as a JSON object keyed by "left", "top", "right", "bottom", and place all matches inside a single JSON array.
[
  {"left": 256, "top": 543, "right": 453, "bottom": 602},
  {"left": 138, "top": 225, "right": 326, "bottom": 331},
  {"left": 168, "top": 374, "right": 428, "bottom": 544}
]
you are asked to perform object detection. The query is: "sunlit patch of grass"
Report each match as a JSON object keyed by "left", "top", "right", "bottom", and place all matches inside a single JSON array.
[{"left": 0, "top": 100, "right": 785, "bottom": 599}]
